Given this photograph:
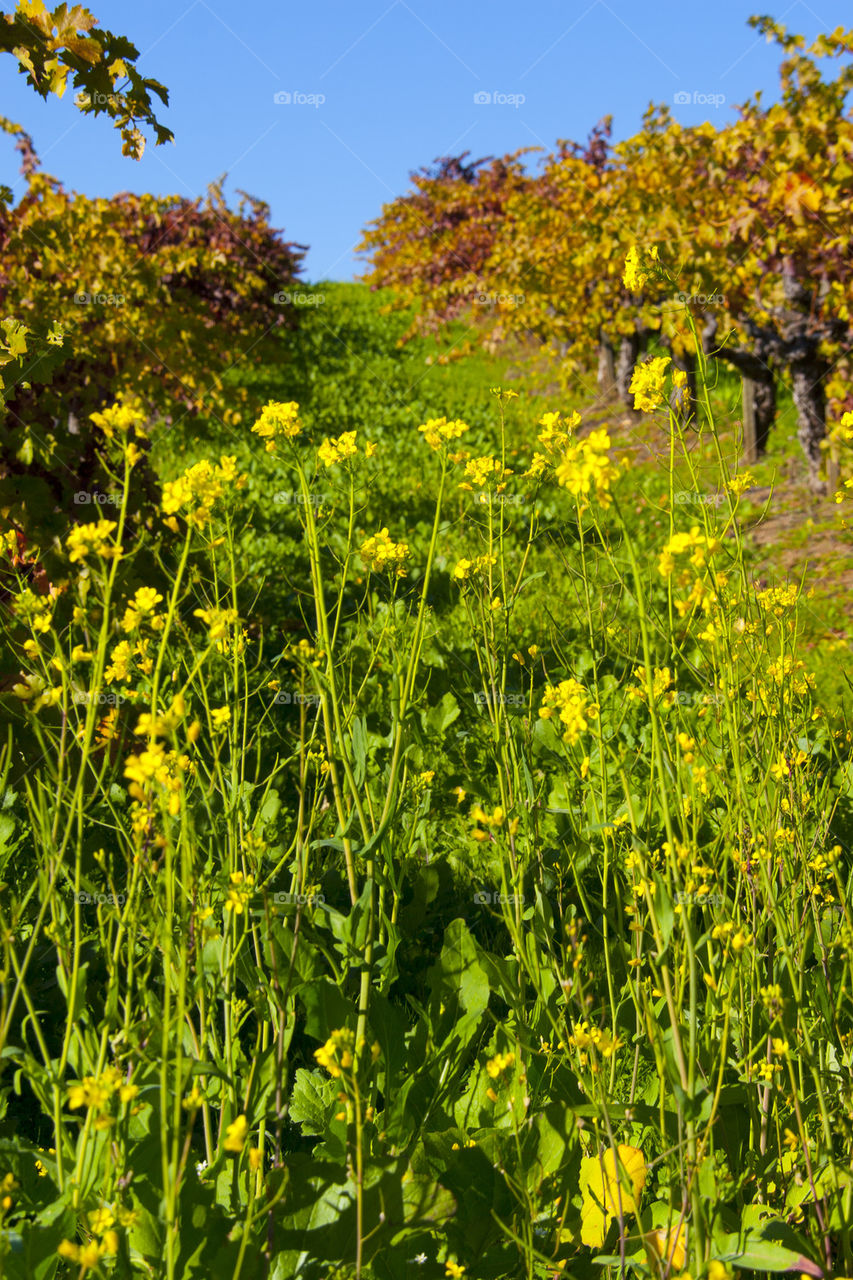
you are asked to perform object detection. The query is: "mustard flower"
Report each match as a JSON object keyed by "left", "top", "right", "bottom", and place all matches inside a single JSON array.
[
  {"left": 629, "top": 356, "right": 671, "bottom": 413},
  {"left": 554, "top": 429, "right": 617, "bottom": 510},
  {"left": 314, "top": 1027, "right": 358, "bottom": 1078},
  {"left": 121, "top": 587, "right": 165, "bottom": 633},
  {"left": 250, "top": 400, "right": 302, "bottom": 451},
  {"left": 66, "top": 520, "right": 121, "bottom": 564},
  {"left": 623, "top": 244, "right": 660, "bottom": 292},
  {"left": 539, "top": 678, "right": 598, "bottom": 744},
  {"left": 359, "top": 528, "right": 409, "bottom": 576},
  {"left": 224, "top": 1115, "right": 248, "bottom": 1152},
  {"left": 317, "top": 429, "right": 358, "bottom": 467},
  {"left": 418, "top": 417, "right": 469, "bottom": 450}
]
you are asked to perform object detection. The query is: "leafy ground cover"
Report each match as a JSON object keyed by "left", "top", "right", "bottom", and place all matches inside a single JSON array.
[{"left": 1, "top": 276, "right": 853, "bottom": 1280}]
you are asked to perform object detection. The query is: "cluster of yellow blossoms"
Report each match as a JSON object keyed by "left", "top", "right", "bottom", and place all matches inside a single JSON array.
[
  {"left": 485, "top": 1050, "right": 516, "bottom": 1078},
  {"left": 554, "top": 429, "right": 618, "bottom": 512},
  {"left": 121, "top": 586, "right": 164, "bottom": 633},
  {"left": 459, "top": 454, "right": 512, "bottom": 492},
  {"left": 225, "top": 870, "right": 254, "bottom": 913},
  {"left": 657, "top": 527, "right": 722, "bottom": 580},
  {"left": 567, "top": 1021, "right": 622, "bottom": 1058},
  {"left": 314, "top": 1028, "right": 380, "bottom": 1078},
  {"left": 629, "top": 355, "right": 683, "bottom": 413},
  {"left": 193, "top": 605, "right": 241, "bottom": 649},
  {"left": 124, "top": 697, "right": 195, "bottom": 825},
  {"left": 250, "top": 400, "right": 302, "bottom": 451},
  {"left": 11, "top": 585, "right": 54, "bottom": 634},
  {"left": 626, "top": 665, "right": 677, "bottom": 707},
  {"left": 161, "top": 455, "right": 243, "bottom": 532},
  {"left": 418, "top": 416, "right": 469, "bottom": 450},
  {"left": 68, "top": 1065, "right": 139, "bottom": 1130},
  {"left": 124, "top": 740, "right": 192, "bottom": 819},
  {"left": 12, "top": 672, "right": 62, "bottom": 711},
  {"left": 622, "top": 243, "right": 660, "bottom": 292},
  {"left": 359, "top": 528, "right": 409, "bottom": 576},
  {"left": 66, "top": 520, "right": 122, "bottom": 565},
  {"left": 90, "top": 400, "right": 147, "bottom": 440},
  {"left": 317, "top": 428, "right": 377, "bottom": 467},
  {"left": 539, "top": 678, "right": 598, "bottom": 745},
  {"left": 90, "top": 398, "right": 148, "bottom": 466},
  {"left": 452, "top": 553, "right": 496, "bottom": 581}
]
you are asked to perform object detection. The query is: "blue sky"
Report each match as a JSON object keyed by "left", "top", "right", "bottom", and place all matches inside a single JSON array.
[{"left": 2, "top": 0, "right": 851, "bottom": 280}]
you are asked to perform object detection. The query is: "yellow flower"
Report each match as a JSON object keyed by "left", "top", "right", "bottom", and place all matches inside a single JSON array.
[
  {"left": 224, "top": 1114, "right": 248, "bottom": 1153},
  {"left": 318, "top": 430, "right": 358, "bottom": 467},
  {"left": 537, "top": 409, "right": 580, "bottom": 454},
  {"left": 486, "top": 1050, "right": 515, "bottom": 1079},
  {"left": 250, "top": 400, "right": 302, "bottom": 451},
  {"left": 623, "top": 244, "right": 660, "bottom": 292},
  {"left": 211, "top": 706, "right": 230, "bottom": 732},
  {"left": 458, "top": 454, "right": 511, "bottom": 491},
  {"left": 452, "top": 553, "right": 496, "bottom": 582},
  {"left": 90, "top": 400, "right": 147, "bottom": 439},
  {"left": 161, "top": 457, "right": 243, "bottom": 530},
  {"left": 629, "top": 356, "right": 671, "bottom": 413},
  {"left": 554, "top": 429, "right": 617, "bottom": 511},
  {"left": 727, "top": 472, "right": 755, "bottom": 496},
  {"left": 770, "top": 754, "right": 790, "bottom": 781},
  {"left": 314, "top": 1027, "right": 357, "bottom": 1078},
  {"left": 225, "top": 872, "right": 254, "bottom": 914},
  {"left": 121, "top": 587, "right": 164, "bottom": 633},
  {"left": 193, "top": 606, "right": 240, "bottom": 645},
  {"left": 539, "top": 678, "right": 598, "bottom": 745},
  {"left": 418, "top": 416, "right": 469, "bottom": 450},
  {"left": 580, "top": 1145, "right": 646, "bottom": 1247},
  {"left": 66, "top": 520, "right": 121, "bottom": 564},
  {"left": 359, "top": 528, "right": 409, "bottom": 576},
  {"left": 105, "top": 640, "right": 134, "bottom": 683},
  {"left": 446, "top": 1263, "right": 466, "bottom": 1278}
]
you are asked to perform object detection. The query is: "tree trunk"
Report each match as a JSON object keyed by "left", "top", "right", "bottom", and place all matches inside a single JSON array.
[
  {"left": 715, "top": 346, "right": 777, "bottom": 457},
  {"left": 597, "top": 330, "right": 616, "bottom": 397},
  {"left": 778, "top": 261, "right": 828, "bottom": 491},
  {"left": 790, "top": 356, "right": 828, "bottom": 492},
  {"left": 751, "top": 363, "right": 776, "bottom": 456},
  {"left": 615, "top": 332, "right": 641, "bottom": 405}
]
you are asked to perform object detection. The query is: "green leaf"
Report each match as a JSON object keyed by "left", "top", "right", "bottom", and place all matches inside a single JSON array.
[{"left": 289, "top": 1068, "right": 337, "bottom": 1137}]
